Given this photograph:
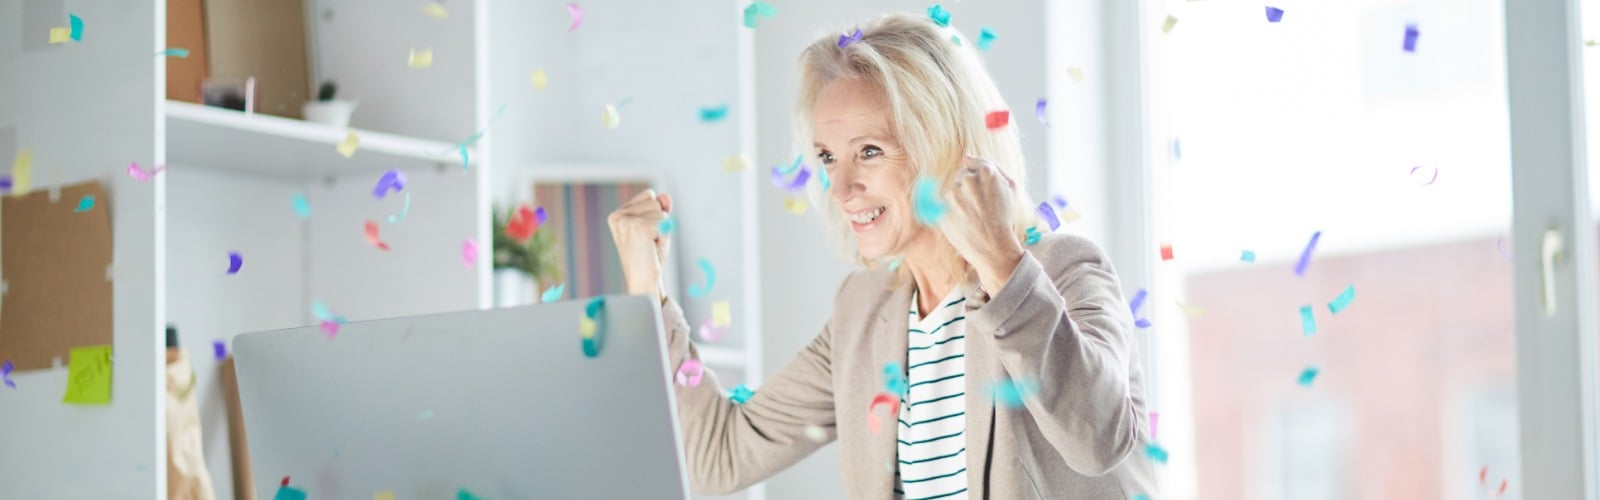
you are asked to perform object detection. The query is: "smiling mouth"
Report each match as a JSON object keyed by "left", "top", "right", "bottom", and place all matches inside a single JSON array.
[{"left": 848, "top": 206, "right": 886, "bottom": 224}]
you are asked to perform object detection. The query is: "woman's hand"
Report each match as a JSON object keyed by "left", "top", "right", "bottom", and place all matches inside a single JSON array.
[
  {"left": 941, "top": 156, "right": 1025, "bottom": 295},
  {"left": 607, "top": 189, "right": 674, "bottom": 302}
]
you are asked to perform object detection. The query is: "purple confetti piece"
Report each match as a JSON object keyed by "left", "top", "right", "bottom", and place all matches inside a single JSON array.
[
  {"left": 1035, "top": 98, "right": 1049, "bottom": 127},
  {"left": 838, "top": 28, "right": 863, "bottom": 48},
  {"left": 1037, "top": 202, "right": 1061, "bottom": 231},
  {"left": 0, "top": 176, "right": 11, "bottom": 192},
  {"left": 1294, "top": 231, "right": 1322, "bottom": 277},
  {"left": 226, "top": 251, "right": 243, "bottom": 274},
  {"left": 212, "top": 340, "right": 227, "bottom": 361},
  {"left": 1129, "top": 288, "right": 1150, "bottom": 328},
  {"left": 372, "top": 169, "right": 407, "bottom": 200},
  {"left": 1403, "top": 23, "right": 1419, "bottom": 52},
  {"left": 2, "top": 360, "right": 14, "bottom": 389},
  {"left": 535, "top": 206, "right": 548, "bottom": 225},
  {"left": 1051, "top": 195, "right": 1068, "bottom": 209},
  {"left": 770, "top": 165, "right": 812, "bottom": 192},
  {"left": 1265, "top": 6, "right": 1284, "bottom": 23},
  {"left": 1496, "top": 238, "right": 1513, "bottom": 262}
]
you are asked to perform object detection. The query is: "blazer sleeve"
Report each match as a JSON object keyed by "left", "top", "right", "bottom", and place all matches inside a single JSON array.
[
  {"left": 964, "top": 234, "right": 1142, "bottom": 476},
  {"left": 661, "top": 274, "right": 851, "bottom": 494}
]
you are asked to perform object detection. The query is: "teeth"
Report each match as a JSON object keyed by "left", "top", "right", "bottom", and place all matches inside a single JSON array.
[{"left": 849, "top": 207, "right": 885, "bottom": 224}]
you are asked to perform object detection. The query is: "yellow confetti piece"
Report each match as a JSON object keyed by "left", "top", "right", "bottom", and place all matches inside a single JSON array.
[
  {"left": 783, "top": 197, "right": 807, "bottom": 215},
  {"left": 1067, "top": 67, "right": 1086, "bottom": 83},
  {"left": 723, "top": 154, "right": 749, "bottom": 172},
  {"left": 48, "top": 27, "right": 71, "bottom": 44},
  {"left": 602, "top": 104, "right": 621, "bottom": 130},
  {"left": 579, "top": 317, "right": 597, "bottom": 337},
  {"left": 336, "top": 130, "right": 360, "bottom": 158},
  {"left": 1058, "top": 207, "right": 1082, "bottom": 224},
  {"left": 712, "top": 301, "right": 731, "bottom": 328},
  {"left": 374, "top": 491, "right": 396, "bottom": 500},
  {"left": 531, "top": 69, "right": 548, "bottom": 90},
  {"left": 1162, "top": 15, "right": 1178, "bottom": 34},
  {"left": 1176, "top": 301, "right": 1205, "bottom": 316},
  {"left": 11, "top": 150, "right": 33, "bottom": 195},
  {"left": 422, "top": 2, "right": 448, "bottom": 19},
  {"left": 408, "top": 48, "right": 434, "bottom": 69}
]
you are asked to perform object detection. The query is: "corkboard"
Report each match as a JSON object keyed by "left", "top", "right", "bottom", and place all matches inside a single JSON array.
[{"left": 0, "top": 179, "right": 113, "bottom": 372}]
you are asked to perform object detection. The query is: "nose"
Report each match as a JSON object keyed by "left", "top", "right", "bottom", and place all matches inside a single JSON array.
[{"left": 825, "top": 160, "right": 858, "bottom": 205}]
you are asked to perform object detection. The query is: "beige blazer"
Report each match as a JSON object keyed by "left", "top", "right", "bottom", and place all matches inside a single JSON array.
[{"left": 663, "top": 233, "right": 1161, "bottom": 499}]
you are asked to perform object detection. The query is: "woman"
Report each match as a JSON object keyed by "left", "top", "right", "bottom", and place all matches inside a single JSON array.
[{"left": 608, "top": 12, "right": 1159, "bottom": 500}]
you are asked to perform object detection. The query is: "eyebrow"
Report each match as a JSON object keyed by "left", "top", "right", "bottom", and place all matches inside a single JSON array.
[{"left": 813, "top": 134, "right": 893, "bottom": 149}]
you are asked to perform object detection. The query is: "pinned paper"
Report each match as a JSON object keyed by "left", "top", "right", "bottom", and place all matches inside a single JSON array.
[
  {"left": 11, "top": 150, "right": 33, "bottom": 195},
  {"left": 2, "top": 360, "right": 15, "bottom": 389},
  {"left": 49, "top": 27, "right": 71, "bottom": 44},
  {"left": 783, "top": 197, "right": 807, "bottom": 215},
  {"left": 1298, "top": 366, "right": 1319, "bottom": 387},
  {"left": 423, "top": 2, "right": 448, "bottom": 18},
  {"left": 1266, "top": 6, "right": 1284, "bottom": 23},
  {"left": 990, "top": 378, "right": 1038, "bottom": 408},
  {"left": 74, "top": 195, "right": 95, "bottom": 212},
  {"left": 985, "top": 110, "right": 1011, "bottom": 130},
  {"left": 1294, "top": 231, "right": 1321, "bottom": 277},
  {"left": 365, "top": 220, "right": 391, "bottom": 251},
  {"left": 927, "top": 4, "right": 951, "bottom": 27},
  {"left": 723, "top": 155, "right": 749, "bottom": 172},
  {"left": 1162, "top": 15, "right": 1178, "bottom": 34},
  {"left": 1327, "top": 284, "right": 1355, "bottom": 314},
  {"left": 1067, "top": 67, "right": 1086, "bottom": 82},
  {"left": 1240, "top": 250, "right": 1256, "bottom": 263},
  {"left": 127, "top": 162, "right": 166, "bottom": 181},
  {"left": 581, "top": 297, "right": 606, "bottom": 357},
  {"left": 676, "top": 359, "right": 705, "bottom": 387},
  {"left": 1025, "top": 226, "right": 1042, "bottom": 245},
  {"left": 566, "top": 3, "right": 584, "bottom": 31},
  {"left": 69, "top": 14, "right": 84, "bottom": 41},
  {"left": 337, "top": 131, "right": 360, "bottom": 158},
  {"left": 1129, "top": 289, "right": 1152, "bottom": 328},
  {"left": 712, "top": 301, "right": 732, "bottom": 328},
  {"left": 976, "top": 27, "right": 998, "bottom": 51},
  {"left": 387, "top": 192, "right": 412, "bottom": 223},
  {"left": 867, "top": 393, "right": 899, "bottom": 433},
  {"left": 699, "top": 105, "right": 730, "bottom": 123},
  {"left": 373, "top": 169, "right": 408, "bottom": 200},
  {"left": 408, "top": 48, "right": 434, "bottom": 69},
  {"left": 541, "top": 283, "right": 565, "bottom": 303},
  {"left": 212, "top": 340, "right": 227, "bottom": 361},
  {"left": 1403, "top": 23, "right": 1420, "bottom": 52},
  {"left": 688, "top": 258, "right": 717, "bottom": 298},
  {"left": 912, "top": 177, "right": 948, "bottom": 225},
  {"left": 227, "top": 251, "right": 243, "bottom": 274},
  {"left": 291, "top": 193, "right": 312, "bottom": 218},
  {"left": 603, "top": 104, "right": 622, "bottom": 130},
  {"left": 728, "top": 384, "right": 755, "bottom": 404},
  {"left": 1299, "top": 305, "right": 1316, "bottom": 336},
  {"left": 159, "top": 48, "right": 190, "bottom": 58},
  {"left": 1160, "top": 244, "right": 1173, "bottom": 261},
  {"left": 531, "top": 69, "right": 549, "bottom": 89},
  {"left": 838, "top": 28, "right": 863, "bottom": 48},
  {"left": 698, "top": 319, "right": 725, "bottom": 342},
  {"left": 658, "top": 216, "right": 675, "bottom": 235},
  {"left": 883, "top": 362, "right": 908, "bottom": 397},
  {"left": 1144, "top": 443, "right": 1169, "bottom": 464},
  {"left": 63, "top": 345, "right": 113, "bottom": 405},
  {"left": 770, "top": 165, "right": 811, "bottom": 192},
  {"left": 1037, "top": 202, "right": 1061, "bottom": 231},
  {"left": 1035, "top": 99, "right": 1049, "bottom": 127},
  {"left": 742, "top": 2, "right": 778, "bottom": 28},
  {"left": 462, "top": 239, "right": 479, "bottom": 267}
]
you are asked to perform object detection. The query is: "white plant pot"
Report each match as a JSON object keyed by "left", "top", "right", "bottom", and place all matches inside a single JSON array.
[
  {"left": 494, "top": 269, "right": 536, "bottom": 308},
  {"left": 302, "top": 99, "right": 358, "bottom": 128}
]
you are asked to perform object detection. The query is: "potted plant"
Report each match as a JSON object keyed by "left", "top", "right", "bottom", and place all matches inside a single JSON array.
[
  {"left": 302, "top": 80, "right": 358, "bottom": 128},
  {"left": 492, "top": 204, "right": 565, "bottom": 306}
]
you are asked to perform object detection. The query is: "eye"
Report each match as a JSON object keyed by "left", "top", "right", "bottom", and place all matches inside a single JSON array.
[
  {"left": 861, "top": 145, "right": 883, "bottom": 159},
  {"left": 817, "top": 151, "right": 836, "bottom": 165}
]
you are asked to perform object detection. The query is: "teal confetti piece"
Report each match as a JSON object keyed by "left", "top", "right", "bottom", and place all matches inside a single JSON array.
[
  {"left": 658, "top": 216, "right": 675, "bottom": 235},
  {"left": 818, "top": 163, "right": 830, "bottom": 190},
  {"left": 1298, "top": 366, "right": 1319, "bottom": 387},
  {"left": 159, "top": 48, "right": 190, "bottom": 58},
  {"left": 742, "top": 2, "right": 777, "bottom": 28},
  {"left": 541, "top": 283, "right": 565, "bottom": 303},
  {"left": 1299, "top": 305, "right": 1316, "bottom": 336},
  {"left": 687, "top": 258, "right": 716, "bottom": 298},
  {"left": 887, "top": 256, "right": 904, "bottom": 271},
  {"left": 291, "top": 193, "right": 311, "bottom": 218},
  {"left": 779, "top": 154, "right": 803, "bottom": 175},
  {"left": 1240, "top": 250, "right": 1256, "bottom": 263},
  {"left": 912, "top": 177, "right": 948, "bottom": 225},
  {"left": 69, "top": 14, "right": 83, "bottom": 41},
  {"left": 1133, "top": 496, "right": 1150, "bottom": 500},
  {"left": 951, "top": 35, "right": 961, "bottom": 46},
  {"left": 457, "top": 488, "right": 486, "bottom": 500},
  {"left": 699, "top": 105, "right": 729, "bottom": 123},
  {"left": 74, "top": 195, "right": 94, "bottom": 212},
  {"left": 990, "top": 378, "right": 1038, "bottom": 408},
  {"left": 582, "top": 297, "right": 606, "bottom": 358},
  {"left": 1327, "top": 284, "right": 1355, "bottom": 314},
  {"left": 729, "top": 384, "right": 755, "bottom": 404},
  {"left": 928, "top": 4, "right": 951, "bottom": 27},
  {"left": 1025, "top": 226, "right": 1042, "bottom": 245},
  {"left": 977, "top": 27, "right": 998, "bottom": 51},
  {"left": 274, "top": 486, "right": 307, "bottom": 500},
  {"left": 1144, "top": 443, "right": 1169, "bottom": 464},
  {"left": 883, "top": 362, "right": 908, "bottom": 398}
]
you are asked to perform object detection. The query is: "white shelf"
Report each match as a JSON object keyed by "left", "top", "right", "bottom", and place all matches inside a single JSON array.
[{"left": 163, "top": 100, "right": 477, "bottom": 178}]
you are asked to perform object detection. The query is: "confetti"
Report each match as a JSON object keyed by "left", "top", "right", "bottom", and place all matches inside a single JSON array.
[
  {"left": 566, "top": 3, "right": 583, "bottom": 31},
  {"left": 462, "top": 239, "right": 478, "bottom": 267},
  {"left": 275, "top": 485, "right": 308, "bottom": 500},
  {"left": 11, "top": 150, "right": 32, "bottom": 195},
  {"left": 159, "top": 48, "right": 190, "bottom": 58},
  {"left": 1144, "top": 443, "right": 1169, "bottom": 464},
  {"left": 227, "top": 251, "right": 243, "bottom": 274},
  {"left": 883, "top": 362, "right": 908, "bottom": 397},
  {"left": 416, "top": 409, "right": 434, "bottom": 420},
  {"left": 1265, "top": 6, "right": 1284, "bottom": 23},
  {"left": 1037, "top": 202, "right": 1061, "bottom": 231},
  {"left": 1162, "top": 15, "right": 1177, "bottom": 34},
  {"left": 688, "top": 258, "right": 716, "bottom": 298},
  {"left": 712, "top": 301, "right": 732, "bottom": 328},
  {"left": 541, "top": 283, "right": 564, "bottom": 303},
  {"left": 1589, "top": 40, "right": 1598, "bottom": 48},
  {"left": 1403, "top": 23, "right": 1420, "bottom": 52},
  {"left": 1299, "top": 304, "right": 1316, "bottom": 335},
  {"left": 912, "top": 177, "right": 948, "bottom": 225},
  {"left": 1067, "top": 67, "right": 1086, "bottom": 82},
  {"left": 1129, "top": 289, "right": 1152, "bottom": 328},
  {"left": 375, "top": 491, "right": 397, "bottom": 500},
  {"left": 457, "top": 489, "right": 485, "bottom": 500},
  {"left": 74, "top": 195, "right": 94, "bottom": 212},
  {"left": 1149, "top": 412, "right": 1159, "bottom": 439},
  {"left": 505, "top": 204, "right": 541, "bottom": 242},
  {"left": 783, "top": 197, "right": 807, "bottom": 215},
  {"left": 2, "top": 360, "right": 15, "bottom": 389},
  {"left": 804, "top": 425, "right": 827, "bottom": 442},
  {"left": 1160, "top": 244, "right": 1174, "bottom": 261},
  {"left": 1410, "top": 164, "right": 1439, "bottom": 185},
  {"left": 212, "top": 340, "right": 227, "bottom": 361},
  {"left": 387, "top": 192, "right": 412, "bottom": 223},
  {"left": 69, "top": 14, "right": 84, "bottom": 41},
  {"left": 977, "top": 27, "right": 998, "bottom": 51},
  {"left": 408, "top": 48, "right": 434, "bottom": 69},
  {"left": 582, "top": 297, "right": 606, "bottom": 358},
  {"left": 63, "top": 345, "right": 113, "bottom": 405},
  {"left": 742, "top": 2, "right": 777, "bottom": 28},
  {"left": 373, "top": 169, "right": 407, "bottom": 200},
  {"left": 675, "top": 359, "right": 705, "bottom": 387},
  {"left": 838, "top": 28, "right": 863, "bottom": 48},
  {"left": 1025, "top": 226, "right": 1042, "bottom": 245},
  {"left": 1496, "top": 237, "right": 1513, "bottom": 262},
  {"left": 887, "top": 256, "right": 904, "bottom": 271},
  {"left": 985, "top": 110, "right": 1011, "bottom": 129},
  {"left": 337, "top": 131, "right": 360, "bottom": 158},
  {"left": 1297, "top": 366, "right": 1319, "bottom": 387},
  {"left": 818, "top": 163, "right": 831, "bottom": 190},
  {"left": 770, "top": 165, "right": 812, "bottom": 192},
  {"left": 49, "top": 27, "right": 71, "bottom": 44},
  {"left": 866, "top": 392, "right": 899, "bottom": 433},
  {"left": 423, "top": 2, "right": 448, "bottom": 18},
  {"left": 603, "top": 104, "right": 621, "bottom": 130},
  {"left": 779, "top": 154, "right": 804, "bottom": 175},
  {"left": 729, "top": 384, "right": 755, "bottom": 404},
  {"left": 1240, "top": 250, "right": 1256, "bottom": 263},
  {"left": 698, "top": 319, "right": 725, "bottom": 342},
  {"left": 365, "top": 220, "right": 391, "bottom": 251},
  {"left": 658, "top": 216, "right": 675, "bottom": 235},
  {"left": 927, "top": 4, "right": 951, "bottom": 27},
  {"left": 127, "top": 162, "right": 166, "bottom": 181},
  {"left": 1327, "top": 284, "right": 1356, "bottom": 315},
  {"left": 320, "top": 320, "right": 340, "bottom": 337},
  {"left": 1176, "top": 301, "right": 1205, "bottom": 316},
  {"left": 291, "top": 193, "right": 312, "bottom": 218},
  {"left": 1294, "top": 231, "right": 1321, "bottom": 277},
  {"left": 990, "top": 378, "right": 1038, "bottom": 408},
  {"left": 723, "top": 155, "right": 749, "bottom": 172},
  {"left": 531, "top": 69, "right": 549, "bottom": 89},
  {"left": 1035, "top": 98, "right": 1049, "bottom": 127},
  {"left": 699, "top": 105, "right": 730, "bottom": 123}
]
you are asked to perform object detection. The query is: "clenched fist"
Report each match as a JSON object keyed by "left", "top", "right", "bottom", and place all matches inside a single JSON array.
[
  {"left": 608, "top": 189, "right": 674, "bottom": 302},
  {"left": 940, "top": 156, "right": 1025, "bottom": 295}
]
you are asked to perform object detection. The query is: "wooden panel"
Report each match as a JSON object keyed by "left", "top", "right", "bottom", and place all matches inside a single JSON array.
[
  {"left": 204, "top": 0, "right": 311, "bottom": 118},
  {"left": 0, "top": 180, "right": 113, "bottom": 372},
  {"left": 166, "top": 0, "right": 211, "bottom": 103}
]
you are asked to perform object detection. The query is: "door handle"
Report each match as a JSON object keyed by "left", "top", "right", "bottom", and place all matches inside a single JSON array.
[{"left": 1541, "top": 225, "right": 1566, "bottom": 317}]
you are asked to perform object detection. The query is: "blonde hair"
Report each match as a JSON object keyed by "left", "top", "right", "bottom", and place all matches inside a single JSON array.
[{"left": 795, "top": 12, "right": 1037, "bottom": 281}]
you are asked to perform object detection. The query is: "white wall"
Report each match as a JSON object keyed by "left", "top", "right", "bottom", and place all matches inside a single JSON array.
[{"left": 0, "top": 0, "right": 166, "bottom": 497}]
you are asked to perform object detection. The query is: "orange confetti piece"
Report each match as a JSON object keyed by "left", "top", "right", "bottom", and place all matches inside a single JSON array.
[{"left": 365, "top": 220, "right": 390, "bottom": 251}]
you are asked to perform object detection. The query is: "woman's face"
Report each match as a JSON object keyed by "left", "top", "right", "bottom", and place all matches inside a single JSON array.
[{"left": 812, "top": 79, "right": 934, "bottom": 260}]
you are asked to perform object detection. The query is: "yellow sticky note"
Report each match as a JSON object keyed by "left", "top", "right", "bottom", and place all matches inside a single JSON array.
[
  {"left": 1176, "top": 301, "right": 1205, "bottom": 317},
  {"left": 723, "top": 155, "right": 748, "bottom": 172},
  {"left": 783, "top": 197, "right": 807, "bottom": 215},
  {"left": 602, "top": 104, "right": 621, "bottom": 130},
  {"left": 63, "top": 345, "right": 113, "bottom": 405},
  {"left": 337, "top": 130, "right": 360, "bottom": 158},
  {"left": 49, "top": 27, "right": 71, "bottom": 44},
  {"left": 712, "top": 301, "right": 732, "bottom": 328},
  {"left": 422, "top": 3, "right": 448, "bottom": 19},
  {"left": 579, "top": 317, "right": 597, "bottom": 338},
  {"left": 408, "top": 48, "right": 434, "bottom": 69},
  {"left": 12, "top": 150, "right": 33, "bottom": 195},
  {"left": 531, "top": 69, "right": 549, "bottom": 90},
  {"left": 1162, "top": 15, "right": 1178, "bottom": 34},
  {"left": 1067, "top": 67, "right": 1086, "bottom": 83},
  {"left": 374, "top": 491, "right": 397, "bottom": 500}
]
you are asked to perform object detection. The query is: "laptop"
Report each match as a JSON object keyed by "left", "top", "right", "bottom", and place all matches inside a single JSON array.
[{"left": 233, "top": 295, "right": 691, "bottom": 499}]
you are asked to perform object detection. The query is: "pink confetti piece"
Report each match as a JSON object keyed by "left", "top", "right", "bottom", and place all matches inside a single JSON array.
[
  {"left": 320, "top": 320, "right": 340, "bottom": 338},
  {"left": 1409, "top": 164, "right": 1439, "bottom": 185},
  {"left": 365, "top": 220, "right": 391, "bottom": 251},
  {"left": 675, "top": 359, "right": 705, "bottom": 387},
  {"left": 226, "top": 251, "right": 243, "bottom": 274},
  {"left": 697, "top": 319, "right": 725, "bottom": 342},
  {"left": 127, "top": 162, "right": 166, "bottom": 181},
  {"left": 462, "top": 239, "right": 479, "bottom": 267},
  {"left": 566, "top": 3, "right": 583, "bottom": 31},
  {"left": 1149, "top": 411, "right": 1159, "bottom": 439},
  {"left": 866, "top": 393, "right": 899, "bottom": 434}
]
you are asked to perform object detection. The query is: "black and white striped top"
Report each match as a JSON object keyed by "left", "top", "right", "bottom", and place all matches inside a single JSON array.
[{"left": 894, "top": 287, "right": 970, "bottom": 500}]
